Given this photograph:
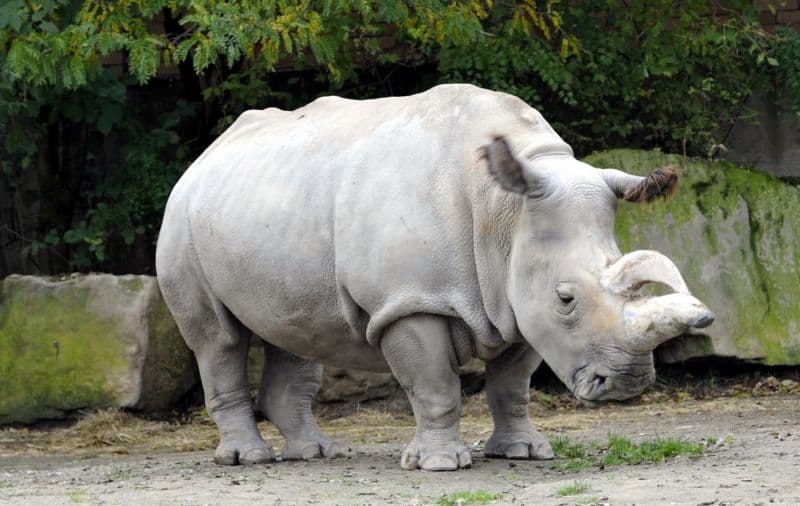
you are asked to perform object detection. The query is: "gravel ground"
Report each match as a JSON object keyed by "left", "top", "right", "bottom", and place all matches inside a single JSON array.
[{"left": 0, "top": 395, "right": 798, "bottom": 505}]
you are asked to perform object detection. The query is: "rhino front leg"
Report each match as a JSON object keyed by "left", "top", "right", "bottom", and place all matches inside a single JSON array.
[
  {"left": 484, "top": 344, "right": 554, "bottom": 460},
  {"left": 255, "top": 343, "right": 345, "bottom": 460},
  {"left": 381, "top": 315, "right": 471, "bottom": 471}
]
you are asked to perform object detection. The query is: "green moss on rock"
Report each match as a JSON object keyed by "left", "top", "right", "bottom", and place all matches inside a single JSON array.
[
  {"left": 0, "top": 275, "right": 197, "bottom": 424},
  {"left": 136, "top": 289, "right": 198, "bottom": 412},
  {"left": 0, "top": 277, "right": 129, "bottom": 423},
  {"left": 585, "top": 150, "right": 800, "bottom": 365}
]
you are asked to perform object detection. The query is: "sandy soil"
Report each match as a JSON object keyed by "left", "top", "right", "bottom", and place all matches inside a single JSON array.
[{"left": 0, "top": 395, "right": 798, "bottom": 505}]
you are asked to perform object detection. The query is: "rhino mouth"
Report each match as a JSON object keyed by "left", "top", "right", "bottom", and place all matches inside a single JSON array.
[
  {"left": 572, "top": 359, "right": 655, "bottom": 406},
  {"left": 572, "top": 365, "right": 608, "bottom": 405}
]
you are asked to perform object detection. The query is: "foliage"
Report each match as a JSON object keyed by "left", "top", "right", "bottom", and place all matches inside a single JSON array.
[
  {"left": 1, "top": 0, "right": 569, "bottom": 89},
  {"left": 1, "top": 1, "right": 799, "bottom": 274},
  {"left": 56, "top": 101, "right": 195, "bottom": 268},
  {"left": 0, "top": 0, "right": 568, "bottom": 273},
  {"left": 439, "top": 0, "right": 800, "bottom": 154}
]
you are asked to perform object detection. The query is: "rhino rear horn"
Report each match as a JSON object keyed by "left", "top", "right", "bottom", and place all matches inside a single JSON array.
[
  {"left": 600, "top": 250, "right": 689, "bottom": 297},
  {"left": 601, "top": 166, "right": 678, "bottom": 203}
]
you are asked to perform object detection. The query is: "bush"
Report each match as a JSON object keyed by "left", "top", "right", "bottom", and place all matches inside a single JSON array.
[{"left": 1, "top": 0, "right": 798, "bottom": 274}]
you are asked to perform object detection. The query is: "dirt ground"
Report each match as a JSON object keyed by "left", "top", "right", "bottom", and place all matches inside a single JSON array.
[{"left": 0, "top": 390, "right": 798, "bottom": 506}]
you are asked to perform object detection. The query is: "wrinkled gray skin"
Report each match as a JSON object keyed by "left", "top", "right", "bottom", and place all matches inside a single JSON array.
[{"left": 156, "top": 84, "right": 714, "bottom": 471}]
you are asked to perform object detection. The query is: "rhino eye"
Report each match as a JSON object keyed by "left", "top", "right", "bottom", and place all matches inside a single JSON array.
[
  {"left": 558, "top": 292, "right": 574, "bottom": 304},
  {"left": 556, "top": 285, "right": 575, "bottom": 305}
]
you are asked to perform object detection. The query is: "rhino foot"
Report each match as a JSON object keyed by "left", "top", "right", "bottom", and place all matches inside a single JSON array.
[
  {"left": 214, "top": 438, "right": 275, "bottom": 466},
  {"left": 401, "top": 438, "right": 472, "bottom": 471},
  {"left": 282, "top": 436, "right": 346, "bottom": 460},
  {"left": 484, "top": 429, "right": 554, "bottom": 460}
]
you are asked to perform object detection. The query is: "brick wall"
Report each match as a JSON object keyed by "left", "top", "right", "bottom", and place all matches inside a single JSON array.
[{"left": 758, "top": 0, "right": 800, "bottom": 30}]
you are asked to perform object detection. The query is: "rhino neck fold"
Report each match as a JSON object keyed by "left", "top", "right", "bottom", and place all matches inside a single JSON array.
[{"left": 469, "top": 182, "right": 526, "bottom": 350}]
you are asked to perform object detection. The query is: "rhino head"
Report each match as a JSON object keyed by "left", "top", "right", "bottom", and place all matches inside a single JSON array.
[{"left": 483, "top": 136, "right": 714, "bottom": 405}]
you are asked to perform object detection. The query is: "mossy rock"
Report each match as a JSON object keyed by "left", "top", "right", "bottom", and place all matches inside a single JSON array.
[
  {"left": 0, "top": 275, "right": 198, "bottom": 424},
  {"left": 245, "top": 342, "right": 398, "bottom": 403},
  {"left": 584, "top": 150, "right": 800, "bottom": 365}
]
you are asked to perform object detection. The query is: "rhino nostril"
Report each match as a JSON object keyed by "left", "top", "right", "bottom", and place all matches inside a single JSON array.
[{"left": 593, "top": 374, "right": 606, "bottom": 390}]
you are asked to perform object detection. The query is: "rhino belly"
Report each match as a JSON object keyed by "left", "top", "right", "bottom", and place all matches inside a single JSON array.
[
  {"left": 199, "top": 239, "right": 390, "bottom": 371},
  {"left": 186, "top": 168, "right": 391, "bottom": 371}
]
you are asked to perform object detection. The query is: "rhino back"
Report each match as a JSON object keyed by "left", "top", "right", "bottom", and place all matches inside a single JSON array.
[{"left": 166, "top": 84, "right": 570, "bottom": 366}]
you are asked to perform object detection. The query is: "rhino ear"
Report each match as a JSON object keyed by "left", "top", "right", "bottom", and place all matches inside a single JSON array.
[
  {"left": 481, "top": 135, "right": 550, "bottom": 196},
  {"left": 601, "top": 166, "right": 678, "bottom": 203}
]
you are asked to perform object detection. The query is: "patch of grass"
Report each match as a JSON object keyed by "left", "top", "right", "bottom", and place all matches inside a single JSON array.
[
  {"left": 67, "top": 488, "right": 90, "bottom": 504},
  {"left": 437, "top": 490, "right": 501, "bottom": 506},
  {"left": 724, "top": 435, "right": 735, "bottom": 445},
  {"left": 556, "top": 481, "right": 591, "bottom": 496},
  {"left": 533, "top": 391, "right": 554, "bottom": 407},
  {"left": 575, "top": 496, "right": 602, "bottom": 506},
  {"left": 550, "top": 436, "right": 594, "bottom": 472},
  {"left": 550, "top": 436, "right": 588, "bottom": 459},
  {"left": 705, "top": 436, "right": 717, "bottom": 445},
  {"left": 550, "top": 458, "right": 594, "bottom": 472},
  {"left": 602, "top": 435, "right": 704, "bottom": 465},
  {"left": 549, "top": 434, "right": 708, "bottom": 473}
]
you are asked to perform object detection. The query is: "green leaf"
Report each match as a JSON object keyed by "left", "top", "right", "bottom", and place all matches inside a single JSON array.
[
  {"left": 128, "top": 36, "right": 163, "bottom": 84},
  {"left": 97, "top": 103, "right": 123, "bottom": 135},
  {"left": 39, "top": 21, "right": 59, "bottom": 33}
]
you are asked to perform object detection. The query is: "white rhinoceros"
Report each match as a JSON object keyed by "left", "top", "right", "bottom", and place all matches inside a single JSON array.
[{"left": 156, "top": 84, "right": 713, "bottom": 471}]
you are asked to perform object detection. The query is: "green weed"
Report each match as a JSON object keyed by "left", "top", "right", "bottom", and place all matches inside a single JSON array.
[
  {"left": 556, "top": 481, "right": 591, "bottom": 496},
  {"left": 550, "top": 458, "right": 594, "bottom": 472},
  {"left": 602, "top": 435, "right": 704, "bottom": 465},
  {"left": 575, "top": 496, "right": 602, "bottom": 506},
  {"left": 550, "top": 436, "right": 589, "bottom": 458},
  {"left": 549, "top": 434, "right": 708, "bottom": 472},
  {"left": 437, "top": 490, "right": 502, "bottom": 506},
  {"left": 67, "top": 488, "right": 90, "bottom": 504}
]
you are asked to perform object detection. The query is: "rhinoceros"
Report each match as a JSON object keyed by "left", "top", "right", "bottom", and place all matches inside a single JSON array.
[{"left": 156, "top": 84, "right": 714, "bottom": 471}]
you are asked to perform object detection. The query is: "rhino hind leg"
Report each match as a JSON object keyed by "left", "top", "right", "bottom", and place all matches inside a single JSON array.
[
  {"left": 159, "top": 274, "right": 274, "bottom": 466},
  {"left": 255, "top": 343, "right": 346, "bottom": 460},
  {"left": 381, "top": 314, "right": 471, "bottom": 471},
  {"left": 484, "top": 344, "right": 554, "bottom": 460}
]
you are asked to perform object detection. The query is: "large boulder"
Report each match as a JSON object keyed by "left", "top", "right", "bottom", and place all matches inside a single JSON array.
[
  {"left": 585, "top": 150, "right": 800, "bottom": 365},
  {"left": 0, "top": 275, "right": 197, "bottom": 424},
  {"left": 247, "top": 347, "right": 483, "bottom": 403}
]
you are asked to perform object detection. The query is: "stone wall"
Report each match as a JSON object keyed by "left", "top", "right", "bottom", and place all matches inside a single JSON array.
[
  {"left": 724, "top": 94, "right": 800, "bottom": 179},
  {"left": 724, "top": 1, "right": 800, "bottom": 178}
]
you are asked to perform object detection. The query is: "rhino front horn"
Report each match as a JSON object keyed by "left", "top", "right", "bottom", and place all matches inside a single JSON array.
[
  {"left": 600, "top": 250, "right": 689, "bottom": 296},
  {"left": 623, "top": 293, "right": 715, "bottom": 351}
]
